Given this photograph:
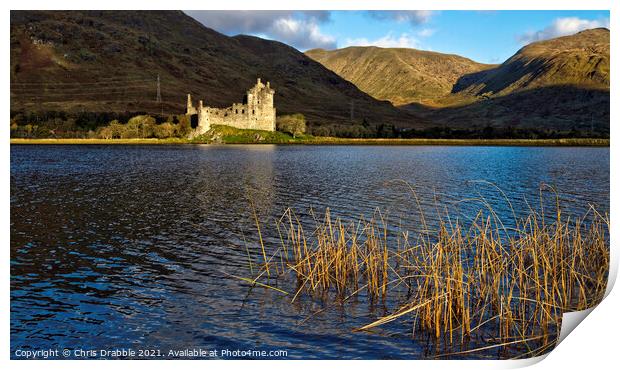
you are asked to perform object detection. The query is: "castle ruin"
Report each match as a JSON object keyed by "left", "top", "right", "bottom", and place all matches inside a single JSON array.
[{"left": 186, "top": 78, "right": 276, "bottom": 136}]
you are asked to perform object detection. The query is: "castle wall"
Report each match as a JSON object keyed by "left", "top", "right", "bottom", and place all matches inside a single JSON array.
[
  {"left": 187, "top": 78, "right": 276, "bottom": 137},
  {"left": 203, "top": 104, "right": 275, "bottom": 131}
]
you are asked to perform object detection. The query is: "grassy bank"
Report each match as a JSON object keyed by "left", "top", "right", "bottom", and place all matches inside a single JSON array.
[
  {"left": 10, "top": 138, "right": 189, "bottom": 145},
  {"left": 11, "top": 124, "right": 610, "bottom": 146},
  {"left": 11, "top": 137, "right": 610, "bottom": 146},
  {"left": 292, "top": 137, "right": 610, "bottom": 146}
]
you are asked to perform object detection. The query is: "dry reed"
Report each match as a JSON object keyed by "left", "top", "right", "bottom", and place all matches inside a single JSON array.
[{"left": 238, "top": 190, "right": 609, "bottom": 359}]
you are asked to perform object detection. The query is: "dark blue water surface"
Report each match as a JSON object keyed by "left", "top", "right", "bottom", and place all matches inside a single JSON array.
[{"left": 10, "top": 145, "right": 609, "bottom": 359}]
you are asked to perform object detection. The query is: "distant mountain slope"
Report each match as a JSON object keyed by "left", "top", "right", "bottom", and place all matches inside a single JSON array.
[
  {"left": 417, "top": 28, "right": 610, "bottom": 134},
  {"left": 308, "top": 29, "right": 609, "bottom": 135},
  {"left": 404, "top": 85, "right": 609, "bottom": 135},
  {"left": 306, "top": 46, "right": 495, "bottom": 106},
  {"left": 10, "top": 10, "right": 423, "bottom": 127},
  {"left": 452, "top": 28, "right": 609, "bottom": 97}
]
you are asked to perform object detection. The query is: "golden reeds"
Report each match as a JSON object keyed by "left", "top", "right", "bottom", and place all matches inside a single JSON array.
[{"left": 239, "top": 193, "right": 609, "bottom": 359}]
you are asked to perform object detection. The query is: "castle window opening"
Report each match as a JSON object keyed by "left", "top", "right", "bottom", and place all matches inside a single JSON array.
[{"left": 242, "top": 109, "right": 245, "bottom": 114}]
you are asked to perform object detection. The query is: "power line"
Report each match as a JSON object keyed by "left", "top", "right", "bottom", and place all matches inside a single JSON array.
[
  {"left": 11, "top": 84, "right": 156, "bottom": 93},
  {"left": 11, "top": 89, "right": 157, "bottom": 97},
  {"left": 156, "top": 74, "right": 161, "bottom": 103},
  {"left": 16, "top": 99, "right": 180, "bottom": 113},
  {"left": 12, "top": 75, "right": 172, "bottom": 116},
  {"left": 12, "top": 79, "right": 165, "bottom": 95},
  {"left": 156, "top": 74, "right": 163, "bottom": 116},
  {"left": 10, "top": 79, "right": 154, "bottom": 86},
  {"left": 21, "top": 99, "right": 179, "bottom": 107}
]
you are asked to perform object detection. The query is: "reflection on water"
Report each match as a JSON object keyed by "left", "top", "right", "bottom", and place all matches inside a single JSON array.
[{"left": 11, "top": 145, "right": 609, "bottom": 359}]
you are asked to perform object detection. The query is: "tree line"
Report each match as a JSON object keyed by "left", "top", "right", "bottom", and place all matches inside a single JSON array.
[
  {"left": 10, "top": 110, "right": 607, "bottom": 140},
  {"left": 308, "top": 122, "right": 607, "bottom": 139},
  {"left": 10, "top": 111, "right": 192, "bottom": 139}
]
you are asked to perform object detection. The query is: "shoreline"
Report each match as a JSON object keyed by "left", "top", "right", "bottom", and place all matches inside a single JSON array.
[{"left": 10, "top": 137, "right": 610, "bottom": 147}]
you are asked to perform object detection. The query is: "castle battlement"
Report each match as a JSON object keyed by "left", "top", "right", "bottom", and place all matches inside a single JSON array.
[{"left": 186, "top": 78, "right": 276, "bottom": 137}]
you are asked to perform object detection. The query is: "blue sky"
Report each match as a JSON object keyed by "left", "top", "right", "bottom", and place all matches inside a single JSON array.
[{"left": 185, "top": 10, "right": 610, "bottom": 63}]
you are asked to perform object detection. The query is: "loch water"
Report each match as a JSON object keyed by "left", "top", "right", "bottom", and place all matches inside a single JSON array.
[{"left": 10, "top": 145, "right": 609, "bottom": 359}]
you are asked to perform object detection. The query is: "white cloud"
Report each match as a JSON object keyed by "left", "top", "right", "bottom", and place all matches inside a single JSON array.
[
  {"left": 367, "top": 10, "right": 435, "bottom": 25},
  {"left": 417, "top": 28, "right": 436, "bottom": 37},
  {"left": 343, "top": 33, "right": 421, "bottom": 49},
  {"left": 518, "top": 17, "right": 610, "bottom": 44},
  {"left": 358, "top": 12, "right": 436, "bottom": 48},
  {"left": 269, "top": 18, "right": 336, "bottom": 50},
  {"left": 184, "top": 10, "right": 336, "bottom": 50}
]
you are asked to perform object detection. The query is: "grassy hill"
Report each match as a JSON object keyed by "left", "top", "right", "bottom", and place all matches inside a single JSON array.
[
  {"left": 427, "top": 28, "right": 609, "bottom": 134},
  {"left": 308, "top": 29, "right": 609, "bottom": 136},
  {"left": 451, "top": 28, "right": 609, "bottom": 97},
  {"left": 306, "top": 46, "right": 495, "bottom": 106},
  {"left": 10, "top": 10, "right": 424, "bottom": 128}
]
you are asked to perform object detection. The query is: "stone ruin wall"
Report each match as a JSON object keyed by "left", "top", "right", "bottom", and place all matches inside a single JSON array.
[
  {"left": 187, "top": 78, "right": 276, "bottom": 136},
  {"left": 203, "top": 102, "right": 274, "bottom": 131}
]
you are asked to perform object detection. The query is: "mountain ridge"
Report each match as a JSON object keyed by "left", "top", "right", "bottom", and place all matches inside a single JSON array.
[
  {"left": 306, "top": 46, "right": 496, "bottom": 106},
  {"left": 10, "top": 10, "right": 424, "bottom": 128},
  {"left": 306, "top": 28, "right": 609, "bottom": 134},
  {"left": 451, "top": 28, "right": 609, "bottom": 97}
]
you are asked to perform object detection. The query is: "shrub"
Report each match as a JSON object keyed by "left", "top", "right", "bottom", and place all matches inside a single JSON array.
[
  {"left": 108, "top": 120, "right": 125, "bottom": 139},
  {"left": 77, "top": 48, "right": 96, "bottom": 61},
  {"left": 97, "top": 126, "right": 113, "bottom": 139},
  {"left": 311, "top": 125, "right": 332, "bottom": 137},
  {"left": 175, "top": 115, "right": 192, "bottom": 137},
  {"left": 126, "top": 115, "right": 156, "bottom": 138},
  {"left": 154, "top": 122, "right": 175, "bottom": 139},
  {"left": 276, "top": 114, "right": 306, "bottom": 138}
]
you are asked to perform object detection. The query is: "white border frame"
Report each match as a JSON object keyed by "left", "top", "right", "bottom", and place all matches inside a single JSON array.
[{"left": 3, "top": 1, "right": 616, "bottom": 369}]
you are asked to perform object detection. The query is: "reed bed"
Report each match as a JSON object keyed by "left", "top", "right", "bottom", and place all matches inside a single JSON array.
[{"left": 238, "top": 193, "right": 609, "bottom": 359}]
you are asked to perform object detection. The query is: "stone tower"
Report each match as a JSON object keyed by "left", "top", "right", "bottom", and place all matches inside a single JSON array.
[
  {"left": 186, "top": 94, "right": 197, "bottom": 115},
  {"left": 246, "top": 78, "right": 276, "bottom": 132}
]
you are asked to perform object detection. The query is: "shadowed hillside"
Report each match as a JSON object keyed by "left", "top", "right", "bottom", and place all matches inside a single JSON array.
[
  {"left": 452, "top": 28, "right": 609, "bottom": 97},
  {"left": 10, "top": 10, "right": 425, "bottom": 127},
  {"left": 404, "top": 85, "right": 609, "bottom": 136},
  {"left": 306, "top": 46, "right": 495, "bottom": 106}
]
